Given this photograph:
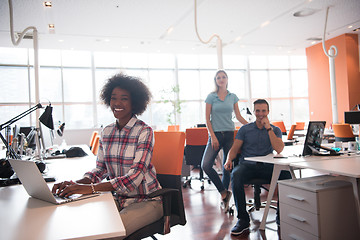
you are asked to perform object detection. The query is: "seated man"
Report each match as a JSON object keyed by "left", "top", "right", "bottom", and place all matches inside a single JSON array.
[{"left": 224, "top": 99, "right": 291, "bottom": 235}]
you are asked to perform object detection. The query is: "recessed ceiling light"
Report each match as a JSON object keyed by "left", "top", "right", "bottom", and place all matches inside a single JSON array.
[
  {"left": 293, "top": 8, "right": 318, "bottom": 17},
  {"left": 348, "top": 25, "right": 353, "bottom": 29},
  {"left": 48, "top": 24, "right": 55, "bottom": 29},
  {"left": 43, "top": 1, "right": 52, "bottom": 7},
  {"left": 58, "top": 39, "right": 64, "bottom": 42},
  {"left": 261, "top": 21, "right": 270, "bottom": 28},
  {"left": 353, "top": 27, "right": 360, "bottom": 32}
]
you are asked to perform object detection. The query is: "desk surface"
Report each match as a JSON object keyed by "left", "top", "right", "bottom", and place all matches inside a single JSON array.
[
  {"left": 0, "top": 156, "right": 126, "bottom": 240},
  {"left": 290, "top": 156, "right": 360, "bottom": 178}
]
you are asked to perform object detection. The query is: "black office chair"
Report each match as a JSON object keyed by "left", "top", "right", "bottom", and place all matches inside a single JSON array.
[
  {"left": 245, "top": 178, "right": 277, "bottom": 213},
  {"left": 125, "top": 132, "right": 186, "bottom": 240}
]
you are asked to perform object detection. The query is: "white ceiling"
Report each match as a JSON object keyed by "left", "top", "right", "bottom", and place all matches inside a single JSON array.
[{"left": 0, "top": 0, "right": 360, "bottom": 55}]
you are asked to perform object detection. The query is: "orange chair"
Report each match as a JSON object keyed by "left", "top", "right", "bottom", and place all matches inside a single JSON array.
[
  {"left": 89, "top": 131, "right": 98, "bottom": 150},
  {"left": 271, "top": 121, "right": 287, "bottom": 135},
  {"left": 295, "top": 122, "right": 305, "bottom": 130},
  {"left": 183, "top": 127, "right": 209, "bottom": 190},
  {"left": 287, "top": 124, "right": 297, "bottom": 140},
  {"left": 167, "top": 125, "right": 180, "bottom": 131},
  {"left": 127, "top": 131, "right": 186, "bottom": 239},
  {"left": 91, "top": 135, "right": 100, "bottom": 155},
  {"left": 332, "top": 124, "right": 355, "bottom": 142}
]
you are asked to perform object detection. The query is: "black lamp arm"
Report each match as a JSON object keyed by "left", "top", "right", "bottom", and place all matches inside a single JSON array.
[{"left": 0, "top": 103, "right": 42, "bottom": 131}]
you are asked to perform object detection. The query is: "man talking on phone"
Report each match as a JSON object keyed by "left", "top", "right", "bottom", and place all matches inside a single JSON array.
[{"left": 224, "top": 99, "right": 291, "bottom": 235}]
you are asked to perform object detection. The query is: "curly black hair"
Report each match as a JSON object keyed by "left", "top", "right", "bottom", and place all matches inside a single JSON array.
[{"left": 100, "top": 73, "right": 152, "bottom": 115}]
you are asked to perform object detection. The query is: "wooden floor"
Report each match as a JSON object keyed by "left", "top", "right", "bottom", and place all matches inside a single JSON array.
[{"left": 145, "top": 170, "right": 282, "bottom": 240}]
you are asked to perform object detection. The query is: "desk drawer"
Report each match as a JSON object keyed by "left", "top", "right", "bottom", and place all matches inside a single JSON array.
[
  {"left": 279, "top": 184, "right": 317, "bottom": 212},
  {"left": 280, "top": 203, "right": 319, "bottom": 236},
  {"left": 280, "top": 221, "right": 318, "bottom": 240}
]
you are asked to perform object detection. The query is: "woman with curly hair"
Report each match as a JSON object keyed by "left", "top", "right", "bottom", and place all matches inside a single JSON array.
[{"left": 52, "top": 73, "right": 163, "bottom": 238}]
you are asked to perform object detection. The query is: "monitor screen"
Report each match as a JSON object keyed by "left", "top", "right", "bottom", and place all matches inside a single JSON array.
[
  {"left": 302, "top": 121, "right": 326, "bottom": 156},
  {"left": 344, "top": 111, "right": 360, "bottom": 124},
  {"left": 39, "top": 122, "right": 54, "bottom": 151}
]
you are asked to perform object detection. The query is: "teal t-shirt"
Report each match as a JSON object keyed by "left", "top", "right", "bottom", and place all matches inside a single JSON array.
[{"left": 205, "top": 91, "right": 239, "bottom": 132}]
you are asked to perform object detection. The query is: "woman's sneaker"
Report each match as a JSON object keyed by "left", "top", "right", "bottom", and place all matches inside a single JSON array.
[{"left": 220, "top": 190, "right": 232, "bottom": 213}]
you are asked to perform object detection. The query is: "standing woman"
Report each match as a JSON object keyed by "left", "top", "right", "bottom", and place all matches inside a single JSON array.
[
  {"left": 52, "top": 73, "right": 163, "bottom": 238},
  {"left": 202, "top": 69, "right": 248, "bottom": 212}
]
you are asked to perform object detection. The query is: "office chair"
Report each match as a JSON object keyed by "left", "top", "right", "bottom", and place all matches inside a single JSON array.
[
  {"left": 167, "top": 125, "right": 180, "bottom": 131},
  {"left": 271, "top": 121, "right": 287, "bottom": 135},
  {"left": 287, "top": 124, "right": 296, "bottom": 140},
  {"left": 125, "top": 131, "right": 186, "bottom": 240},
  {"left": 295, "top": 122, "right": 305, "bottom": 130},
  {"left": 89, "top": 131, "right": 98, "bottom": 150},
  {"left": 183, "top": 127, "right": 209, "bottom": 190},
  {"left": 332, "top": 123, "right": 355, "bottom": 142},
  {"left": 91, "top": 135, "right": 100, "bottom": 155}
]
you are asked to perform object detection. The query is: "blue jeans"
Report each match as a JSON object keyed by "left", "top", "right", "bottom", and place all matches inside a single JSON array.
[
  {"left": 231, "top": 161, "right": 291, "bottom": 223},
  {"left": 201, "top": 131, "right": 234, "bottom": 194}
]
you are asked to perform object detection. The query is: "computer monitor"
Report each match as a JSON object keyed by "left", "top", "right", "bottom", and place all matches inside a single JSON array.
[
  {"left": 39, "top": 122, "right": 54, "bottom": 151},
  {"left": 344, "top": 111, "right": 360, "bottom": 124},
  {"left": 302, "top": 121, "right": 338, "bottom": 156}
]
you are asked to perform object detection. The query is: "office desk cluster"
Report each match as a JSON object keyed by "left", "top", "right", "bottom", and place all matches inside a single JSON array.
[
  {"left": 0, "top": 155, "right": 126, "bottom": 240},
  {"left": 245, "top": 145, "right": 360, "bottom": 235}
]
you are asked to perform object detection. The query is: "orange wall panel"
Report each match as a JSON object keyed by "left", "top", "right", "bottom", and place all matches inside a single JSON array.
[{"left": 306, "top": 34, "right": 360, "bottom": 126}]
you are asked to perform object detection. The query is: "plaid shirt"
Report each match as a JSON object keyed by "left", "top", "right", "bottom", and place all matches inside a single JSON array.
[{"left": 84, "top": 116, "right": 161, "bottom": 208}]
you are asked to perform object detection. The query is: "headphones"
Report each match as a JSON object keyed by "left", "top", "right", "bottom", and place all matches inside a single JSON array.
[{"left": 0, "top": 158, "right": 46, "bottom": 179}]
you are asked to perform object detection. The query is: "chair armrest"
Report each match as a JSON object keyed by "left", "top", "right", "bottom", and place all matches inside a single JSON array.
[{"left": 148, "top": 188, "right": 179, "bottom": 234}]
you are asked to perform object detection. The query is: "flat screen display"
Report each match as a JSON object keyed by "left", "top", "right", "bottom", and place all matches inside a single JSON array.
[
  {"left": 302, "top": 121, "right": 326, "bottom": 156},
  {"left": 344, "top": 111, "right": 360, "bottom": 124}
]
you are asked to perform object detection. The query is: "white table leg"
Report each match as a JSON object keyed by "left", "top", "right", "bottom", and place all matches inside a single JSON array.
[{"left": 259, "top": 165, "right": 287, "bottom": 230}]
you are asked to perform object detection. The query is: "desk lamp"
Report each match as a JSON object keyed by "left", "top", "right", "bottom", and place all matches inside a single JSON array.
[{"left": 0, "top": 103, "right": 54, "bottom": 160}]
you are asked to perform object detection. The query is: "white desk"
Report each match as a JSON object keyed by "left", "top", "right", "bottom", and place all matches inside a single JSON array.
[
  {"left": 0, "top": 156, "right": 126, "bottom": 240},
  {"left": 245, "top": 148, "right": 360, "bottom": 230},
  {"left": 290, "top": 156, "right": 360, "bottom": 230}
]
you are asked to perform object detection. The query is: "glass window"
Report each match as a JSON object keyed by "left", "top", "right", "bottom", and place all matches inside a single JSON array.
[
  {"left": 249, "top": 56, "right": 268, "bottom": 69},
  {"left": 94, "top": 51, "right": 122, "bottom": 68},
  {"left": 151, "top": 102, "right": 173, "bottom": 131},
  {"left": 291, "top": 70, "right": 308, "bottom": 97},
  {"left": 250, "top": 70, "right": 268, "bottom": 98},
  {"left": 0, "top": 66, "right": 29, "bottom": 102},
  {"left": 199, "top": 70, "right": 215, "bottom": 100},
  {"left": 0, "top": 105, "right": 33, "bottom": 128},
  {"left": 180, "top": 101, "right": 203, "bottom": 130},
  {"left": 270, "top": 99, "right": 291, "bottom": 127},
  {"left": 97, "top": 103, "right": 114, "bottom": 128},
  {"left": 61, "top": 50, "right": 92, "bottom": 67},
  {"left": 148, "top": 70, "right": 175, "bottom": 101},
  {"left": 290, "top": 56, "right": 307, "bottom": 69},
  {"left": 269, "top": 70, "right": 290, "bottom": 98},
  {"left": 39, "top": 49, "right": 62, "bottom": 66},
  {"left": 120, "top": 53, "right": 148, "bottom": 68},
  {"left": 293, "top": 99, "right": 309, "bottom": 123},
  {"left": 199, "top": 55, "right": 218, "bottom": 69},
  {"left": 148, "top": 54, "right": 175, "bottom": 68},
  {"left": 178, "top": 70, "right": 200, "bottom": 100},
  {"left": 177, "top": 54, "right": 199, "bottom": 69},
  {"left": 95, "top": 69, "right": 120, "bottom": 102},
  {"left": 39, "top": 67, "right": 62, "bottom": 102},
  {"left": 0, "top": 47, "right": 28, "bottom": 65},
  {"left": 223, "top": 55, "right": 247, "bottom": 69},
  {"left": 227, "top": 70, "right": 246, "bottom": 99},
  {"left": 64, "top": 104, "right": 93, "bottom": 129},
  {"left": 268, "top": 56, "right": 289, "bottom": 69},
  {"left": 63, "top": 68, "right": 92, "bottom": 102}
]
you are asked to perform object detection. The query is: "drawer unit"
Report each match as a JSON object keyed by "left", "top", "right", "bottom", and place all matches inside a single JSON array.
[{"left": 278, "top": 175, "right": 360, "bottom": 240}]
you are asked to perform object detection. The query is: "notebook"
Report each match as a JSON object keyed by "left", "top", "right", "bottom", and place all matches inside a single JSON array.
[{"left": 8, "top": 159, "right": 99, "bottom": 204}]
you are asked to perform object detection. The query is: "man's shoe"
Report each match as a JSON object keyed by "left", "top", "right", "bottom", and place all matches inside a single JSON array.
[
  {"left": 231, "top": 220, "right": 250, "bottom": 235},
  {"left": 220, "top": 190, "right": 232, "bottom": 213}
]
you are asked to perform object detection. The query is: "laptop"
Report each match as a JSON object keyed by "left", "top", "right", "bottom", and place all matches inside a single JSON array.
[{"left": 8, "top": 159, "right": 99, "bottom": 204}]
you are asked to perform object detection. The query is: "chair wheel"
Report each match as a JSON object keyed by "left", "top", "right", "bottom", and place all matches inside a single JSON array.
[
  {"left": 201, "top": 185, "right": 204, "bottom": 190},
  {"left": 183, "top": 183, "right": 187, "bottom": 188},
  {"left": 228, "top": 205, "right": 235, "bottom": 215}
]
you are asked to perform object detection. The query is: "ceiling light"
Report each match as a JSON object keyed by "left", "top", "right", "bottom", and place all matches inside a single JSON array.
[
  {"left": 293, "top": 8, "right": 318, "bottom": 17},
  {"left": 235, "top": 36, "right": 242, "bottom": 42},
  {"left": 353, "top": 27, "right": 360, "bottom": 32},
  {"left": 58, "top": 39, "right": 64, "bottom": 42},
  {"left": 261, "top": 21, "right": 270, "bottom": 28},
  {"left": 311, "top": 41, "right": 317, "bottom": 45},
  {"left": 43, "top": 1, "right": 52, "bottom": 8},
  {"left": 348, "top": 25, "right": 353, "bottom": 29},
  {"left": 48, "top": 24, "right": 55, "bottom": 29}
]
